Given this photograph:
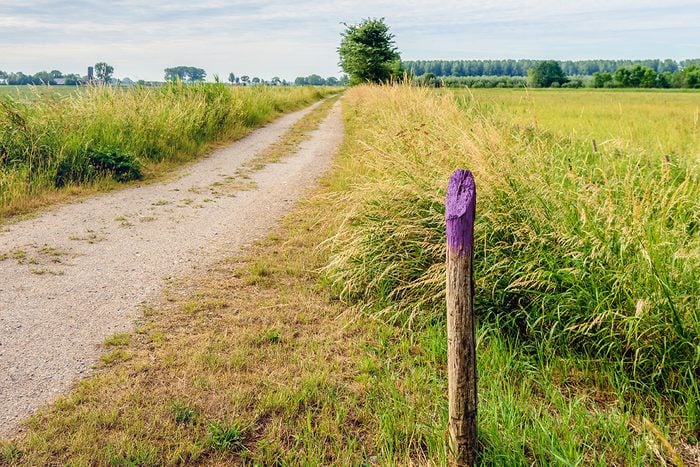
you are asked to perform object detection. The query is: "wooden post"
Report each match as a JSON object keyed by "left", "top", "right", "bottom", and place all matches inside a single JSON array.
[{"left": 445, "top": 169, "right": 477, "bottom": 466}]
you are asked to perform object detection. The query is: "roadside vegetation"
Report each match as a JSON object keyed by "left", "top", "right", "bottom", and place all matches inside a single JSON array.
[
  {"left": 323, "top": 85, "right": 698, "bottom": 462},
  {"left": 0, "top": 83, "right": 335, "bottom": 219},
  {"left": 2, "top": 85, "right": 698, "bottom": 465}
]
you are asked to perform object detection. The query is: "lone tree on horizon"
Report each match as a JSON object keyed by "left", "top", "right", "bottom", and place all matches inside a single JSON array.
[
  {"left": 338, "top": 18, "right": 401, "bottom": 85},
  {"left": 94, "top": 62, "right": 114, "bottom": 83},
  {"left": 164, "top": 66, "right": 206, "bottom": 83}
]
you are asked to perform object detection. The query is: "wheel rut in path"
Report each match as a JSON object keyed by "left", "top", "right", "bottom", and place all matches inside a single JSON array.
[{"left": 0, "top": 100, "right": 344, "bottom": 437}]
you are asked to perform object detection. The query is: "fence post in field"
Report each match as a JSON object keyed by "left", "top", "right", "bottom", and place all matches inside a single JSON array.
[{"left": 445, "top": 169, "right": 477, "bottom": 466}]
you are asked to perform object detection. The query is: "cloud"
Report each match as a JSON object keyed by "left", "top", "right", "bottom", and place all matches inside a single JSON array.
[{"left": 0, "top": 0, "right": 698, "bottom": 80}]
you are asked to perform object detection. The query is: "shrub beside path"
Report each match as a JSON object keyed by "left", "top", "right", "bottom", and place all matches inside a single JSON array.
[{"left": 0, "top": 100, "right": 343, "bottom": 437}]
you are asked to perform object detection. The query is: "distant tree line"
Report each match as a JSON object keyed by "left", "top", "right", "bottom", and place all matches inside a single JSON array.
[
  {"left": 222, "top": 73, "right": 346, "bottom": 86},
  {"left": 0, "top": 70, "right": 82, "bottom": 85},
  {"left": 412, "top": 60, "right": 700, "bottom": 89},
  {"left": 404, "top": 58, "right": 700, "bottom": 78},
  {"left": 592, "top": 64, "right": 700, "bottom": 88},
  {"left": 418, "top": 74, "right": 529, "bottom": 89},
  {"left": 226, "top": 74, "right": 278, "bottom": 86},
  {"left": 0, "top": 67, "right": 347, "bottom": 88},
  {"left": 294, "top": 74, "right": 348, "bottom": 86},
  {"left": 416, "top": 61, "right": 577, "bottom": 89},
  {"left": 0, "top": 61, "right": 117, "bottom": 85}
]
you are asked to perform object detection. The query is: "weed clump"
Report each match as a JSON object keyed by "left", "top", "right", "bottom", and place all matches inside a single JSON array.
[
  {"left": 171, "top": 401, "right": 198, "bottom": 425},
  {"left": 206, "top": 421, "right": 247, "bottom": 452},
  {"left": 55, "top": 147, "right": 142, "bottom": 187}
]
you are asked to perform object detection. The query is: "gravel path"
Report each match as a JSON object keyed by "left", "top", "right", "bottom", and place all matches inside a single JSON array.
[{"left": 0, "top": 100, "right": 343, "bottom": 437}]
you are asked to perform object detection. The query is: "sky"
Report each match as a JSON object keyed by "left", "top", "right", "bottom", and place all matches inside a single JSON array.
[{"left": 1, "top": 0, "right": 699, "bottom": 82}]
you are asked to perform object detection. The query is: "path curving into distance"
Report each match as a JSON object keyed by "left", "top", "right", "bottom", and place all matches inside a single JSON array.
[{"left": 0, "top": 100, "right": 344, "bottom": 437}]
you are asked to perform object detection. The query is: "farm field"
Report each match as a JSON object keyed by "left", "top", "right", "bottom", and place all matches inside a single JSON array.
[
  {"left": 0, "top": 85, "right": 79, "bottom": 102},
  {"left": 461, "top": 88, "right": 700, "bottom": 159},
  {"left": 2, "top": 85, "right": 697, "bottom": 465},
  {"left": 0, "top": 84, "right": 335, "bottom": 219}
]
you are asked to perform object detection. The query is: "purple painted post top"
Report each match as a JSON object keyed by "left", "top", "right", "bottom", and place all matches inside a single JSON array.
[{"left": 445, "top": 169, "right": 476, "bottom": 256}]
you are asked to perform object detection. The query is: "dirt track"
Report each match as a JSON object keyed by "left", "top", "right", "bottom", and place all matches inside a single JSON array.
[{"left": 0, "top": 100, "right": 343, "bottom": 437}]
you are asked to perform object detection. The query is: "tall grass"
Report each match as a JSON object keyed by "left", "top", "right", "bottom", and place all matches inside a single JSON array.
[
  {"left": 323, "top": 85, "right": 699, "bottom": 427},
  {"left": 0, "top": 83, "right": 332, "bottom": 216}
]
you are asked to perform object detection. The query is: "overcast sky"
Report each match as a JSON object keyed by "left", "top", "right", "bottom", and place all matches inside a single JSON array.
[{"left": 1, "top": 0, "right": 699, "bottom": 81}]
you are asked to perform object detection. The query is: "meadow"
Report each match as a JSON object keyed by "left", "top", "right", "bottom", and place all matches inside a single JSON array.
[
  {"left": 462, "top": 88, "right": 700, "bottom": 158},
  {"left": 0, "top": 85, "right": 79, "bottom": 101},
  {"left": 0, "top": 84, "right": 333, "bottom": 218},
  {"left": 1, "top": 85, "right": 698, "bottom": 465}
]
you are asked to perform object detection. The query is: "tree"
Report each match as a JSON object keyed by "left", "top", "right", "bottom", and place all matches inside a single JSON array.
[
  {"left": 592, "top": 71, "right": 613, "bottom": 88},
  {"left": 614, "top": 67, "right": 632, "bottom": 87},
  {"left": 228, "top": 72, "right": 236, "bottom": 84},
  {"left": 32, "top": 71, "right": 54, "bottom": 85},
  {"left": 418, "top": 72, "right": 442, "bottom": 88},
  {"left": 252, "top": 77, "right": 260, "bottom": 85},
  {"left": 165, "top": 67, "right": 187, "bottom": 81},
  {"left": 164, "top": 66, "right": 206, "bottom": 83},
  {"left": 528, "top": 60, "right": 567, "bottom": 87},
  {"left": 678, "top": 65, "right": 700, "bottom": 88},
  {"left": 656, "top": 72, "right": 672, "bottom": 88},
  {"left": 165, "top": 68, "right": 180, "bottom": 81},
  {"left": 64, "top": 73, "right": 82, "bottom": 85},
  {"left": 94, "top": 62, "right": 114, "bottom": 83},
  {"left": 630, "top": 65, "right": 657, "bottom": 88},
  {"left": 7, "top": 72, "right": 33, "bottom": 85},
  {"left": 271, "top": 76, "right": 281, "bottom": 86},
  {"left": 187, "top": 67, "right": 206, "bottom": 82},
  {"left": 338, "top": 18, "right": 401, "bottom": 85},
  {"left": 306, "top": 74, "right": 325, "bottom": 85}
]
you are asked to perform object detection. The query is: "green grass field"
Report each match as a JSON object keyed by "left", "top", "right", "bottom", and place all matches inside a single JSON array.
[
  {"left": 1, "top": 86, "right": 698, "bottom": 465},
  {"left": 460, "top": 88, "right": 700, "bottom": 159},
  {"left": 0, "top": 85, "right": 79, "bottom": 101}
]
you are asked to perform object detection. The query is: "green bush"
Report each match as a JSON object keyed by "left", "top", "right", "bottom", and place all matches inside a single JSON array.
[{"left": 55, "top": 147, "right": 142, "bottom": 187}]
